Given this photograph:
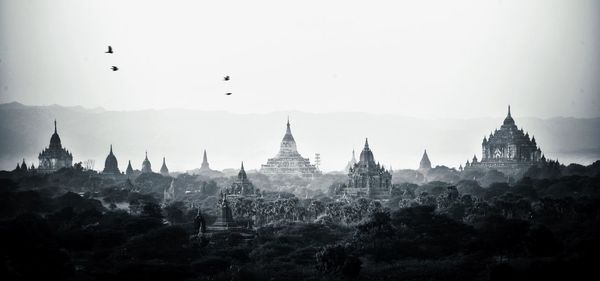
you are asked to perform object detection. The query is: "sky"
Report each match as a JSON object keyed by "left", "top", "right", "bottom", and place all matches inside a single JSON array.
[{"left": 0, "top": 0, "right": 599, "bottom": 118}]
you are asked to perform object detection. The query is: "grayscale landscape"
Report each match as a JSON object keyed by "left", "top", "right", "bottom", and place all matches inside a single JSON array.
[{"left": 1, "top": 1, "right": 599, "bottom": 281}]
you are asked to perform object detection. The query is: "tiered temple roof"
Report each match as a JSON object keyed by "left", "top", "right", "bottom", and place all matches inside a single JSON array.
[
  {"left": 341, "top": 139, "right": 392, "bottom": 199},
  {"left": 141, "top": 151, "right": 152, "bottom": 173},
  {"left": 38, "top": 120, "right": 73, "bottom": 173},
  {"left": 466, "top": 106, "right": 543, "bottom": 174},
  {"left": 260, "top": 119, "right": 321, "bottom": 178},
  {"left": 227, "top": 162, "right": 257, "bottom": 196},
  {"left": 102, "top": 145, "right": 120, "bottom": 174},
  {"left": 160, "top": 157, "right": 169, "bottom": 175}
]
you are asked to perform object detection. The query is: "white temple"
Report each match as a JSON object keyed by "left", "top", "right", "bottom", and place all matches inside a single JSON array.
[{"left": 260, "top": 119, "right": 321, "bottom": 178}]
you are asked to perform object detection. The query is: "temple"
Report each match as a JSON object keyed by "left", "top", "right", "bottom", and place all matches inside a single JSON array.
[
  {"left": 141, "top": 151, "right": 152, "bottom": 173},
  {"left": 102, "top": 145, "right": 120, "bottom": 174},
  {"left": 344, "top": 150, "right": 357, "bottom": 172},
  {"left": 38, "top": 120, "right": 73, "bottom": 173},
  {"left": 209, "top": 192, "right": 238, "bottom": 231},
  {"left": 338, "top": 139, "right": 392, "bottom": 199},
  {"left": 199, "top": 150, "right": 211, "bottom": 172},
  {"left": 260, "top": 118, "right": 321, "bottom": 178},
  {"left": 226, "top": 162, "right": 257, "bottom": 196},
  {"left": 418, "top": 149, "right": 432, "bottom": 172},
  {"left": 160, "top": 157, "right": 169, "bottom": 176},
  {"left": 465, "top": 106, "right": 543, "bottom": 175},
  {"left": 125, "top": 160, "right": 134, "bottom": 175},
  {"left": 163, "top": 178, "right": 175, "bottom": 205},
  {"left": 14, "top": 159, "right": 31, "bottom": 173}
]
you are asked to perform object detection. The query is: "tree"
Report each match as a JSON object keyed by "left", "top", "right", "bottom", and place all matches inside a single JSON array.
[
  {"left": 525, "top": 225, "right": 562, "bottom": 257},
  {"left": 142, "top": 202, "right": 163, "bottom": 218},
  {"left": 316, "top": 245, "right": 362, "bottom": 278},
  {"left": 307, "top": 200, "right": 325, "bottom": 220},
  {"left": 164, "top": 203, "right": 185, "bottom": 223}
]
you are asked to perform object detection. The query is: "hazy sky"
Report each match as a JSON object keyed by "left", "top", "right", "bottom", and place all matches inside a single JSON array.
[{"left": 1, "top": 0, "right": 599, "bottom": 118}]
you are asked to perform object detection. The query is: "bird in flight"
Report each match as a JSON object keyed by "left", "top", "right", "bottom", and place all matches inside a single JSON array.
[
  {"left": 225, "top": 92, "right": 232, "bottom": 96},
  {"left": 111, "top": 66, "right": 119, "bottom": 71},
  {"left": 105, "top": 46, "right": 113, "bottom": 54},
  {"left": 223, "top": 75, "right": 230, "bottom": 81}
]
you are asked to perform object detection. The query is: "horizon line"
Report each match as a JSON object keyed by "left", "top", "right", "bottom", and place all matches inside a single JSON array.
[{"left": 2, "top": 101, "right": 598, "bottom": 120}]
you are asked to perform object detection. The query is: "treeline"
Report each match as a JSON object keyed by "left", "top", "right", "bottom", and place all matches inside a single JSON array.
[{"left": 0, "top": 161, "right": 598, "bottom": 280}]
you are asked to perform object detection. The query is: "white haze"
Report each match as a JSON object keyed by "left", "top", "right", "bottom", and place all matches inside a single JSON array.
[
  {"left": 1, "top": 103, "right": 598, "bottom": 172},
  {"left": 1, "top": 0, "right": 599, "bottom": 119}
]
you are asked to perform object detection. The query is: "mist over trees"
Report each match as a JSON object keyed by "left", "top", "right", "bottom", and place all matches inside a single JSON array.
[
  {"left": 2, "top": 102, "right": 599, "bottom": 172},
  {"left": 1, "top": 160, "right": 599, "bottom": 280}
]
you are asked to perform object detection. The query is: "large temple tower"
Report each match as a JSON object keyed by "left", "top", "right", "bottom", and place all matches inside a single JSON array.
[
  {"left": 466, "top": 106, "right": 543, "bottom": 175},
  {"left": 38, "top": 120, "right": 73, "bottom": 173},
  {"left": 340, "top": 139, "right": 392, "bottom": 199},
  {"left": 260, "top": 118, "right": 321, "bottom": 178},
  {"left": 102, "top": 145, "right": 120, "bottom": 174}
]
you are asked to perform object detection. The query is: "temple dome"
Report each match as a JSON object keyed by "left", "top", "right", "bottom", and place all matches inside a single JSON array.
[
  {"left": 358, "top": 138, "right": 375, "bottom": 165},
  {"left": 502, "top": 105, "right": 515, "bottom": 126},
  {"left": 103, "top": 145, "right": 120, "bottom": 174},
  {"left": 49, "top": 120, "right": 62, "bottom": 150},
  {"left": 277, "top": 118, "right": 299, "bottom": 157},
  {"left": 141, "top": 151, "right": 152, "bottom": 173},
  {"left": 160, "top": 157, "right": 169, "bottom": 175},
  {"left": 419, "top": 149, "right": 432, "bottom": 170},
  {"left": 238, "top": 162, "right": 247, "bottom": 180}
]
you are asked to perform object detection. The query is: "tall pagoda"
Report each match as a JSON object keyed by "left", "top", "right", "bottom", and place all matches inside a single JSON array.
[
  {"left": 339, "top": 139, "right": 392, "bottom": 199},
  {"left": 260, "top": 118, "right": 321, "bottom": 178},
  {"left": 38, "top": 120, "right": 73, "bottom": 173},
  {"left": 465, "top": 106, "right": 543, "bottom": 175},
  {"left": 102, "top": 145, "right": 120, "bottom": 174}
]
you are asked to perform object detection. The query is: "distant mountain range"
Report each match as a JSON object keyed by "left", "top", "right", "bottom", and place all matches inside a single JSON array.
[{"left": 1, "top": 102, "right": 599, "bottom": 172}]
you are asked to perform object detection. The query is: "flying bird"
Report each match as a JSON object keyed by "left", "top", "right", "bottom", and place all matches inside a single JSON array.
[
  {"left": 225, "top": 92, "right": 232, "bottom": 96},
  {"left": 111, "top": 66, "right": 119, "bottom": 71},
  {"left": 105, "top": 46, "right": 113, "bottom": 54},
  {"left": 223, "top": 75, "right": 230, "bottom": 81}
]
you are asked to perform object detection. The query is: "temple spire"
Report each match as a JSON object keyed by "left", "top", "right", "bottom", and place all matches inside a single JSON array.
[
  {"left": 54, "top": 119, "right": 57, "bottom": 133},
  {"left": 419, "top": 149, "right": 432, "bottom": 170},
  {"left": 285, "top": 117, "right": 292, "bottom": 135},
  {"left": 110, "top": 144, "right": 113, "bottom": 154},
  {"left": 364, "top": 138, "right": 369, "bottom": 149},
  {"left": 126, "top": 160, "right": 134, "bottom": 175},
  {"left": 200, "top": 149, "right": 211, "bottom": 171},
  {"left": 278, "top": 117, "right": 298, "bottom": 155},
  {"left": 503, "top": 104, "right": 515, "bottom": 125},
  {"left": 160, "top": 156, "right": 169, "bottom": 175}
]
